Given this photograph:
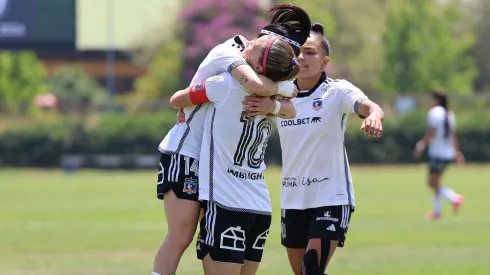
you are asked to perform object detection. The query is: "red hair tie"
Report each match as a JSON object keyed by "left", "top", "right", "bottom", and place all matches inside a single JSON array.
[{"left": 261, "top": 36, "right": 279, "bottom": 76}]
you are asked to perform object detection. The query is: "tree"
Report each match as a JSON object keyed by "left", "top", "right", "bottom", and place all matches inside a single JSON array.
[
  {"left": 47, "top": 66, "right": 108, "bottom": 112},
  {"left": 471, "top": 0, "right": 490, "bottom": 92},
  {"left": 380, "top": 0, "right": 476, "bottom": 94},
  {"left": 286, "top": 0, "right": 336, "bottom": 37},
  {"left": 180, "top": 0, "right": 268, "bottom": 83},
  {"left": 0, "top": 51, "right": 46, "bottom": 113},
  {"left": 133, "top": 40, "right": 184, "bottom": 100}
]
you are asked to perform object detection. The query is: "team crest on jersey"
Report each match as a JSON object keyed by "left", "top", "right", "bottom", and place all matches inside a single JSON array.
[
  {"left": 312, "top": 98, "right": 323, "bottom": 111},
  {"left": 194, "top": 82, "right": 205, "bottom": 91},
  {"left": 183, "top": 178, "right": 197, "bottom": 195}
]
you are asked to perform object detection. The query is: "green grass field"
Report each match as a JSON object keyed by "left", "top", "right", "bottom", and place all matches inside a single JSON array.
[{"left": 1, "top": 165, "right": 489, "bottom": 275}]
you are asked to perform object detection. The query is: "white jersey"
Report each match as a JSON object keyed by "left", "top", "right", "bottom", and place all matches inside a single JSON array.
[
  {"left": 158, "top": 36, "right": 246, "bottom": 159},
  {"left": 277, "top": 73, "right": 368, "bottom": 210},
  {"left": 427, "top": 106, "right": 456, "bottom": 160},
  {"left": 199, "top": 73, "right": 273, "bottom": 215}
]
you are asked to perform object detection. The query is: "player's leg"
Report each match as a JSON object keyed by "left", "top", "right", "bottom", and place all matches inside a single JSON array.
[
  {"left": 153, "top": 154, "right": 201, "bottom": 275},
  {"left": 302, "top": 238, "right": 338, "bottom": 275},
  {"left": 287, "top": 249, "right": 305, "bottom": 275},
  {"left": 427, "top": 158, "right": 443, "bottom": 219},
  {"left": 202, "top": 254, "right": 242, "bottom": 275},
  {"left": 302, "top": 205, "right": 352, "bottom": 275},
  {"left": 437, "top": 160, "right": 464, "bottom": 213},
  {"left": 240, "top": 213, "right": 272, "bottom": 275},
  {"left": 153, "top": 191, "right": 200, "bottom": 275},
  {"left": 197, "top": 201, "right": 254, "bottom": 275},
  {"left": 281, "top": 209, "right": 312, "bottom": 275}
]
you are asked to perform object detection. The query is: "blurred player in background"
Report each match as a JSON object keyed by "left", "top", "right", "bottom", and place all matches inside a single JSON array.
[
  {"left": 242, "top": 22, "right": 385, "bottom": 275},
  {"left": 414, "top": 91, "right": 465, "bottom": 220},
  {"left": 152, "top": 4, "right": 311, "bottom": 275}
]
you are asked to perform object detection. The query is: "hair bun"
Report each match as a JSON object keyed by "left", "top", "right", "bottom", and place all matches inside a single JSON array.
[{"left": 311, "top": 22, "right": 324, "bottom": 35}]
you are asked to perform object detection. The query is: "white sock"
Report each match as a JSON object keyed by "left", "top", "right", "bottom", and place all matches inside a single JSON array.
[
  {"left": 440, "top": 186, "right": 458, "bottom": 202},
  {"left": 433, "top": 194, "right": 442, "bottom": 214},
  {"left": 151, "top": 272, "right": 161, "bottom": 275}
]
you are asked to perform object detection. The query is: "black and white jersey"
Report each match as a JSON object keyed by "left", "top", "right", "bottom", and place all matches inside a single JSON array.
[
  {"left": 427, "top": 106, "right": 456, "bottom": 160},
  {"left": 277, "top": 72, "right": 368, "bottom": 210},
  {"left": 199, "top": 73, "right": 273, "bottom": 215},
  {"left": 158, "top": 36, "right": 246, "bottom": 159}
]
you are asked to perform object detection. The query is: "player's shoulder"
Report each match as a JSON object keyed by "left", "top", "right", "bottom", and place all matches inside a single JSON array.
[
  {"left": 428, "top": 106, "right": 445, "bottom": 116},
  {"left": 210, "top": 35, "right": 246, "bottom": 56},
  {"left": 325, "top": 78, "right": 362, "bottom": 93},
  {"left": 205, "top": 72, "right": 233, "bottom": 87},
  {"left": 223, "top": 35, "right": 247, "bottom": 50}
]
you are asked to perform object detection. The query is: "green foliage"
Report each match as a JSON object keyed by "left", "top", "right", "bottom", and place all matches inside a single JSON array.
[
  {"left": 0, "top": 51, "right": 46, "bottom": 113},
  {"left": 288, "top": 0, "right": 336, "bottom": 37},
  {"left": 47, "top": 66, "right": 108, "bottom": 106},
  {"left": 380, "top": 0, "right": 476, "bottom": 94},
  {"left": 133, "top": 40, "right": 184, "bottom": 100},
  {"left": 472, "top": 0, "right": 490, "bottom": 92},
  {"left": 1, "top": 111, "right": 490, "bottom": 166}
]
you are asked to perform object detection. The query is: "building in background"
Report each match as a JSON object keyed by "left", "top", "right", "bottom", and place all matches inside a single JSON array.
[{"left": 38, "top": 0, "right": 180, "bottom": 94}]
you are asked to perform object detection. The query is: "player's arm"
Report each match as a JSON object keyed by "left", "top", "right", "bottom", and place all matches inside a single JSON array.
[
  {"left": 229, "top": 61, "right": 296, "bottom": 98},
  {"left": 357, "top": 100, "right": 384, "bottom": 138},
  {"left": 170, "top": 75, "right": 229, "bottom": 109},
  {"left": 451, "top": 119, "right": 465, "bottom": 163},
  {"left": 169, "top": 86, "right": 196, "bottom": 109},
  {"left": 213, "top": 43, "right": 296, "bottom": 98},
  {"left": 242, "top": 96, "right": 296, "bottom": 119},
  {"left": 414, "top": 111, "right": 437, "bottom": 159},
  {"left": 340, "top": 86, "right": 384, "bottom": 138},
  {"left": 451, "top": 132, "right": 465, "bottom": 164}
]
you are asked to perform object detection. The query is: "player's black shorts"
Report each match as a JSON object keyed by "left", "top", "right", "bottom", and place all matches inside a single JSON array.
[
  {"left": 157, "top": 153, "right": 199, "bottom": 201},
  {"left": 196, "top": 201, "right": 272, "bottom": 264},
  {"left": 281, "top": 205, "right": 353, "bottom": 249},
  {"left": 429, "top": 158, "right": 453, "bottom": 173}
]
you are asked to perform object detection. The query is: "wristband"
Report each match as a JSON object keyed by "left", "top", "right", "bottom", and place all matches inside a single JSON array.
[
  {"left": 272, "top": 100, "right": 281, "bottom": 115},
  {"left": 277, "top": 81, "right": 295, "bottom": 98},
  {"left": 189, "top": 82, "right": 209, "bottom": 105}
]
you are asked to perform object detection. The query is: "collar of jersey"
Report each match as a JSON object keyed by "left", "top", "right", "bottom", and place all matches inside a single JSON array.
[{"left": 294, "top": 72, "right": 327, "bottom": 98}]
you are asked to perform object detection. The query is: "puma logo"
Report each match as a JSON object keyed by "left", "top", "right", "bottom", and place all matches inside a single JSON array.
[{"left": 311, "top": 117, "right": 321, "bottom": 123}]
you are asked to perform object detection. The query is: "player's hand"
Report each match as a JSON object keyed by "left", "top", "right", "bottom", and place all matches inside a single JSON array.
[
  {"left": 455, "top": 150, "right": 465, "bottom": 166},
  {"left": 290, "top": 86, "right": 299, "bottom": 99},
  {"left": 242, "top": 96, "right": 275, "bottom": 117},
  {"left": 360, "top": 113, "right": 383, "bottom": 138},
  {"left": 176, "top": 109, "right": 186, "bottom": 124}
]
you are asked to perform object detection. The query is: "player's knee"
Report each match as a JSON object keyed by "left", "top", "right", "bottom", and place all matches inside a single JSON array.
[
  {"left": 166, "top": 225, "right": 196, "bottom": 251},
  {"left": 302, "top": 249, "right": 319, "bottom": 275},
  {"left": 302, "top": 239, "right": 331, "bottom": 275}
]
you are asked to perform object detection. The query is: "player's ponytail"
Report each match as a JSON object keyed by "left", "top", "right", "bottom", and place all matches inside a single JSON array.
[
  {"left": 259, "top": 4, "right": 311, "bottom": 55},
  {"left": 310, "top": 22, "right": 331, "bottom": 56},
  {"left": 432, "top": 91, "right": 451, "bottom": 138}
]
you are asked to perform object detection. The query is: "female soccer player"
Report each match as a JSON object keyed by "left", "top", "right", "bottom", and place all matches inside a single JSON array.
[
  {"left": 152, "top": 5, "right": 311, "bottom": 275},
  {"left": 170, "top": 36, "right": 302, "bottom": 275},
  {"left": 242, "top": 23, "right": 385, "bottom": 275},
  {"left": 413, "top": 91, "right": 465, "bottom": 220}
]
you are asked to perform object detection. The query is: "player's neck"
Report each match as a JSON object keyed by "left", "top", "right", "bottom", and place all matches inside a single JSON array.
[{"left": 297, "top": 73, "right": 323, "bottom": 91}]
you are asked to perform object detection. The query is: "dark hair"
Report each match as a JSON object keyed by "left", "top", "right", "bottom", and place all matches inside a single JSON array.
[
  {"left": 258, "top": 4, "right": 311, "bottom": 56},
  {"left": 258, "top": 36, "right": 299, "bottom": 82},
  {"left": 310, "top": 22, "right": 331, "bottom": 56},
  {"left": 431, "top": 91, "right": 451, "bottom": 138}
]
